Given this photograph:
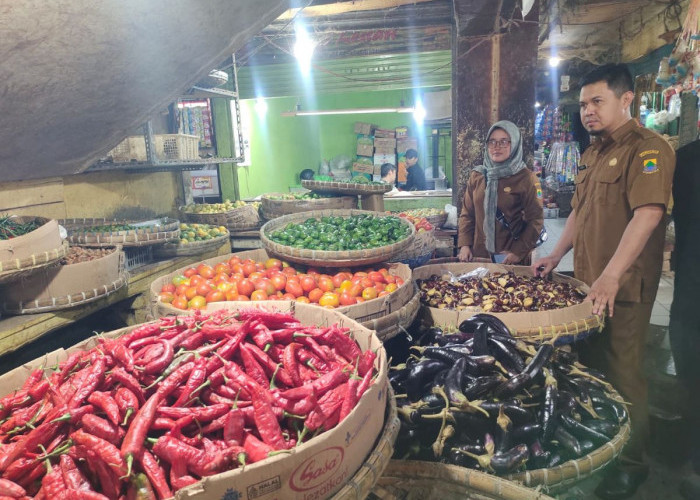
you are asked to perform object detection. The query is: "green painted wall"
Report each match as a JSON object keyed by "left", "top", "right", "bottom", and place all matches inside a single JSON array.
[{"left": 237, "top": 87, "right": 450, "bottom": 199}]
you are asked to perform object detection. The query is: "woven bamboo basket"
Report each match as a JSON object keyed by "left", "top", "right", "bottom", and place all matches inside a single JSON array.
[
  {"left": 425, "top": 212, "right": 448, "bottom": 228},
  {"left": 260, "top": 210, "right": 415, "bottom": 268},
  {"left": 0, "top": 247, "right": 127, "bottom": 314},
  {"left": 0, "top": 217, "right": 67, "bottom": 285},
  {"left": 506, "top": 420, "right": 631, "bottom": 493},
  {"left": 413, "top": 263, "right": 604, "bottom": 344},
  {"left": 261, "top": 194, "right": 358, "bottom": 220},
  {"left": 390, "top": 230, "right": 435, "bottom": 264},
  {"left": 361, "top": 288, "right": 421, "bottom": 342},
  {"left": 181, "top": 203, "right": 261, "bottom": 231},
  {"left": 302, "top": 179, "right": 393, "bottom": 196},
  {"left": 370, "top": 461, "right": 554, "bottom": 500},
  {"left": 332, "top": 386, "right": 400, "bottom": 500},
  {"left": 62, "top": 218, "right": 180, "bottom": 247},
  {"left": 153, "top": 233, "right": 230, "bottom": 258}
]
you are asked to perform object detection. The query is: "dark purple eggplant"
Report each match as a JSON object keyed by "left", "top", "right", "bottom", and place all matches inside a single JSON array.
[
  {"left": 421, "top": 393, "right": 447, "bottom": 409},
  {"left": 559, "top": 413, "right": 610, "bottom": 446},
  {"left": 590, "top": 393, "right": 628, "bottom": 423},
  {"left": 540, "top": 368, "right": 558, "bottom": 443},
  {"left": 546, "top": 450, "right": 563, "bottom": 467},
  {"left": 480, "top": 400, "right": 534, "bottom": 425},
  {"left": 490, "top": 444, "right": 529, "bottom": 473},
  {"left": 445, "top": 357, "right": 468, "bottom": 406},
  {"left": 582, "top": 418, "right": 619, "bottom": 438},
  {"left": 494, "top": 372, "right": 531, "bottom": 399},
  {"left": 447, "top": 447, "right": 478, "bottom": 467},
  {"left": 579, "top": 439, "right": 596, "bottom": 454},
  {"left": 471, "top": 314, "right": 513, "bottom": 338},
  {"left": 452, "top": 411, "right": 494, "bottom": 436},
  {"left": 405, "top": 359, "right": 448, "bottom": 402},
  {"left": 529, "top": 440, "right": 551, "bottom": 469},
  {"left": 389, "top": 367, "right": 409, "bottom": 386},
  {"left": 523, "top": 343, "right": 553, "bottom": 380},
  {"left": 488, "top": 337, "right": 526, "bottom": 372},
  {"left": 436, "top": 333, "right": 474, "bottom": 346},
  {"left": 426, "top": 368, "right": 449, "bottom": 391},
  {"left": 554, "top": 425, "right": 582, "bottom": 457},
  {"left": 495, "top": 405, "right": 513, "bottom": 453},
  {"left": 512, "top": 423, "right": 542, "bottom": 444},
  {"left": 418, "top": 326, "right": 444, "bottom": 346},
  {"left": 557, "top": 390, "right": 578, "bottom": 413},
  {"left": 473, "top": 322, "right": 489, "bottom": 356},
  {"left": 420, "top": 346, "right": 467, "bottom": 365},
  {"left": 464, "top": 374, "right": 504, "bottom": 400}
]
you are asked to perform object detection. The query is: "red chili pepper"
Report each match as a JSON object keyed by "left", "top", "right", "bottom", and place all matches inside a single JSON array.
[
  {"left": 296, "top": 335, "right": 331, "bottom": 362},
  {"left": 171, "top": 357, "right": 207, "bottom": 408},
  {"left": 2, "top": 457, "right": 38, "bottom": 483},
  {"left": 156, "top": 404, "right": 229, "bottom": 423},
  {"left": 152, "top": 435, "right": 212, "bottom": 477},
  {"left": 319, "top": 326, "right": 362, "bottom": 364},
  {"left": 51, "top": 404, "right": 94, "bottom": 425},
  {"left": 109, "top": 368, "right": 145, "bottom": 404},
  {"left": 150, "top": 417, "right": 176, "bottom": 431},
  {"left": 122, "top": 322, "right": 170, "bottom": 348},
  {"left": 250, "top": 325, "right": 274, "bottom": 352},
  {"left": 357, "top": 349, "right": 377, "bottom": 377},
  {"left": 40, "top": 463, "right": 66, "bottom": 498},
  {"left": 167, "top": 415, "right": 201, "bottom": 448},
  {"left": 0, "top": 478, "right": 26, "bottom": 498},
  {"left": 165, "top": 328, "right": 194, "bottom": 349},
  {"left": 275, "top": 391, "right": 318, "bottom": 416},
  {"left": 87, "top": 391, "right": 120, "bottom": 427},
  {"left": 339, "top": 376, "right": 360, "bottom": 421},
  {"left": 296, "top": 347, "right": 330, "bottom": 372},
  {"left": 240, "top": 344, "right": 270, "bottom": 388},
  {"left": 128, "top": 336, "right": 160, "bottom": 352},
  {"left": 356, "top": 367, "right": 374, "bottom": 399},
  {"left": 19, "top": 369, "right": 44, "bottom": 393},
  {"left": 225, "top": 362, "right": 268, "bottom": 402},
  {"left": 305, "top": 383, "right": 347, "bottom": 432},
  {"left": 169, "top": 463, "right": 198, "bottom": 491},
  {"left": 27, "top": 378, "right": 51, "bottom": 403},
  {"left": 68, "top": 357, "right": 108, "bottom": 410},
  {"left": 298, "top": 364, "right": 318, "bottom": 382},
  {"left": 245, "top": 342, "right": 294, "bottom": 387},
  {"left": 251, "top": 392, "right": 287, "bottom": 450},
  {"left": 134, "top": 343, "right": 164, "bottom": 366},
  {"left": 138, "top": 450, "right": 172, "bottom": 500},
  {"left": 0, "top": 409, "right": 65, "bottom": 473},
  {"left": 204, "top": 330, "right": 246, "bottom": 374},
  {"left": 243, "top": 433, "right": 274, "bottom": 463},
  {"left": 71, "top": 429, "right": 128, "bottom": 477},
  {"left": 59, "top": 453, "right": 90, "bottom": 491},
  {"left": 310, "top": 367, "right": 349, "bottom": 398},
  {"left": 0, "top": 400, "right": 42, "bottom": 433},
  {"left": 114, "top": 387, "right": 140, "bottom": 426},
  {"left": 282, "top": 343, "right": 302, "bottom": 387},
  {"left": 15, "top": 460, "right": 45, "bottom": 490},
  {"left": 142, "top": 340, "right": 174, "bottom": 376},
  {"left": 215, "top": 382, "right": 249, "bottom": 401},
  {"left": 223, "top": 409, "right": 245, "bottom": 445},
  {"left": 0, "top": 391, "right": 30, "bottom": 421},
  {"left": 155, "top": 361, "right": 195, "bottom": 397},
  {"left": 81, "top": 414, "right": 124, "bottom": 446},
  {"left": 73, "top": 445, "right": 121, "bottom": 500},
  {"left": 68, "top": 488, "right": 111, "bottom": 500},
  {"left": 235, "top": 309, "right": 300, "bottom": 329},
  {"left": 178, "top": 331, "right": 205, "bottom": 351}
]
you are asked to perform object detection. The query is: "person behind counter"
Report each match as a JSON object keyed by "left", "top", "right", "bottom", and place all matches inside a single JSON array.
[
  {"left": 457, "top": 120, "right": 543, "bottom": 265},
  {"left": 380, "top": 163, "right": 399, "bottom": 194},
  {"left": 404, "top": 149, "right": 426, "bottom": 191}
]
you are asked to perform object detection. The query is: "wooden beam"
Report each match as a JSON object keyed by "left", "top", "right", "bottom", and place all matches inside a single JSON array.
[{"left": 276, "top": 0, "right": 436, "bottom": 20}]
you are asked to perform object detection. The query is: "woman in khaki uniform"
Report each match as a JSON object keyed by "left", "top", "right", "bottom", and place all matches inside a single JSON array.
[{"left": 458, "top": 120, "right": 543, "bottom": 264}]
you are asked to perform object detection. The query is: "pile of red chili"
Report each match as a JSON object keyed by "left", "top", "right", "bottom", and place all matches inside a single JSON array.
[{"left": 0, "top": 308, "right": 378, "bottom": 499}]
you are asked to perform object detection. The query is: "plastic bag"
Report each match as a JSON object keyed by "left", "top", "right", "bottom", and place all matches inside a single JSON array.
[
  {"left": 444, "top": 204, "right": 458, "bottom": 229},
  {"left": 445, "top": 266, "right": 490, "bottom": 282}
]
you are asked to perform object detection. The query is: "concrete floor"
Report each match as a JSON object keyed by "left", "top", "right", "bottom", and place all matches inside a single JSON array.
[{"left": 538, "top": 217, "right": 687, "bottom": 500}]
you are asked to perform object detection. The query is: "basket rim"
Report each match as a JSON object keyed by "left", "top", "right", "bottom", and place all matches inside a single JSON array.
[
  {"left": 362, "top": 289, "right": 421, "bottom": 341},
  {"left": 68, "top": 230, "right": 180, "bottom": 248},
  {"left": 61, "top": 217, "right": 179, "bottom": 236},
  {"left": 302, "top": 179, "right": 393, "bottom": 195},
  {"left": 0, "top": 240, "right": 69, "bottom": 280},
  {"left": 153, "top": 233, "right": 230, "bottom": 258},
  {"left": 260, "top": 209, "right": 415, "bottom": 267}
]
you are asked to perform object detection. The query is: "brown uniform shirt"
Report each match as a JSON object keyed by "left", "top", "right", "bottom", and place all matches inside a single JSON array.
[
  {"left": 571, "top": 119, "right": 675, "bottom": 303},
  {"left": 458, "top": 168, "right": 544, "bottom": 260}
]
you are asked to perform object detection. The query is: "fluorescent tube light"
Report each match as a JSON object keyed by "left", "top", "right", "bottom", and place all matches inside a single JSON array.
[{"left": 281, "top": 107, "right": 415, "bottom": 117}]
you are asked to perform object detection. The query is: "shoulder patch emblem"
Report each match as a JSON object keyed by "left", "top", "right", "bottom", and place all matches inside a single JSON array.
[
  {"left": 504, "top": 186, "right": 511, "bottom": 193},
  {"left": 642, "top": 158, "right": 659, "bottom": 174},
  {"left": 639, "top": 149, "right": 659, "bottom": 157},
  {"left": 536, "top": 188, "right": 543, "bottom": 199},
  {"left": 609, "top": 158, "right": 618, "bottom": 166}
]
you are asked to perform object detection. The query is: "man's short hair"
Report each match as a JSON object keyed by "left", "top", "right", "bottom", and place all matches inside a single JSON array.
[
  {"left": 405, "top": 149, "right": 418, "bottom": 160},
  {"left": 380, "top": 163, "right": 396, "bottom": 178},
  {"left": 579, "top": 63, "right": 634, "bottom": 97}
]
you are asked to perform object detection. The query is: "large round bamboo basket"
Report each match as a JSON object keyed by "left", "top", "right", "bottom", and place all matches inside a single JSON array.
[
  {"left": 507, "top": 420, "right": 631, "bottom": 493},
  {"left": 302, "top": 179, "right": 393, "bottom": 196},
  {"left": 363, "top": 289, "right": 421, "bottom": 341},
  {"left": 413, "top": 262, "right": 604, "bottom": 344},
  {"left": 0, "top": 217, "right": 67, "bottom": 285},
  {"left": 260, "top": 210, "right": 415, "bottom": 268},
  {"left": 261, "top": 194, "right": 358, "bottom": 220},
  {"left": 332, "top": 386, "right": 400, "bottom": 499},
  {"left": 180, "top": 203, "right": 260, "bottom": 231},
  {"left": 153, "top": 233, "right": 230, "bottom": 258},
  {"left": 370, "top": 461, "right": 554, "bottom": 500},
  {"left": 62, "top": 218, "right": 180, "bottom": 247}
]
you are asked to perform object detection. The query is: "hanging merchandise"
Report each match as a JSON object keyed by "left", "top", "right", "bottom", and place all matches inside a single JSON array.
[
  {"left": 535, "top": 105, "right": 573, "bottom": 144},
  {"left": 178, "top": 99, "right": 214, "bottom": 148},
  {"left": 545, "top": 141, "right": 580, "bottom": 186}
]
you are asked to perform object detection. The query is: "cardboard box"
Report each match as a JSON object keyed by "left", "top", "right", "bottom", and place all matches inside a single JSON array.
[
  {"left": 413, "top": 263, "right": 596, "bottom": 335},
  {"left": 374, "top": 146, "right": 396, "bottom": 156},
  {"left": 356, "top": 143, "right": 374, "bottom": 157},
  {"left": 0, "top": 247, "right": 125, "bottom": 314},
  {"left": 395, "top": 126, "right": 409, "bottom": 138},
  {"left": 0, "top": 217, "right": 63, "bottom": 263},
  {"left": 374, "top": 128, "right": 396, "bottom": 138},
  {"left": 374, "top": 153, "right": 396, "bottom": 166},
  {"left": 354, "top": 122, "right": 375, "bottom": 135},
  {"left": 396, "top": 137, "right": 418, "bottom": 154},
  {"left": 0, "top": 301, "right": 388, "bottom": 500},
  {"left": 352, "top": 162, "right": 374, "bottom": 174},
  {"left": 373, "top": 138, "right": 396, "bottom": 149}
]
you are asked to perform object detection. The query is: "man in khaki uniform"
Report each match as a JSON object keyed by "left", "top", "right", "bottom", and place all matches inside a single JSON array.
[{"left": 533, "top": 64, "right": 674, "bottom": 499}]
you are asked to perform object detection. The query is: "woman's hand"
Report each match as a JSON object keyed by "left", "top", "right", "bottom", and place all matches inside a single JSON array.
[
  {"left": 458, "top": 246, "right": 473, "bottom": 262},
  {"left": 501, "top": 252, "right": 520, "bottom": 265}
]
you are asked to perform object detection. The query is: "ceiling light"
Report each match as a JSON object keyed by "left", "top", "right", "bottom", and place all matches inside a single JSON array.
[
  {"left": 254, "top": 98, "right": 267, "bottom": 115},
  {"left": 535, "top": 101, "right": 541, "bottom": 108},
  {"left": 281, "top": 107, "right": 415, "bottom": 117},
  {"left": 293, "top": 25, "right": 315, "bottom": 76},
  {"left": 549, "top": 56, "right": 561, "bottom": 68},
  {"left": 413, "top": 101, "right": 426, "bottom": 123}
]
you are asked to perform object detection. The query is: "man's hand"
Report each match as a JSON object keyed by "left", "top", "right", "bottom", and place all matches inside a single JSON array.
[
  {"left": 458, "top": 246, "right": 473, "bottom": 262},
  {"left": 531, "top": 255, "right": 561, "bottom": 277},
  {"left": 586, "top": 273, "right": 620, "bottom": 317},
  {"left": 501, "top": 252, "right": 520, "bottom": 265}
]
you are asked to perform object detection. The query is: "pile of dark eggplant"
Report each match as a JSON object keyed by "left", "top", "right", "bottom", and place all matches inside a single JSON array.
[{"left": 389, "top": 314, "right": 628, "bottom": 474}]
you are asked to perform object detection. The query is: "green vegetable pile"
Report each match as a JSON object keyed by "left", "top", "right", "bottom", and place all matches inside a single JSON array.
[
  {"left": 268, "top": 214, "right": 411, "bottom": 251},
  {"left": 312, "top": 175, "right": 334, "bottom": 182},
  {"left": 266, "top": 192, "right": 332, "bottom": 201},
  {"left": 0, "top": 215, "right": 41, "bottom": 240},
  {"left": 78, "top": 224, "right": 138, "bottom": 233}
]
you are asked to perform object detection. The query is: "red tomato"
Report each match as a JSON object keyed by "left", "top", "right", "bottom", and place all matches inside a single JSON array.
[
  {"left": 300, "top": 275, "right": 317, "bottom": 293},
  {"left": 318, "top": 277, "right": 335, "bottom": 293},
  {"left": 360, "top": 277, "right": 374, "bottom": 289},
  {"left": 306, "top": 267, "right": 321, "bottom": 276},
  {"left": 214, "top": 263, "right": 231, "bottom": 276},
  {"left": 361, "top": 287, "right": 378, "bottom": 301},
  {"left": 265, "top": 258, "right": 283, "bottom": 269},
  {"left": 235, "top": 295, "right": 250, "bottom": 301},
  {"left": 205, "top": 290, "right": 225, "bottom": 303},
  {"left": 183, "top": 267, "right": 198, "bottom": 278},
  {"left": 172, "top": 297, "right": 188, "bottom": 310},
  {"left": 242, "top": 262, "right": 256, "bottom": 277},
  {"left": 158, "top": 292, "right": 175, "bottom": 304},
  {"left": 368, "top": 271, "right": 386, "bottom": 284},
  {"left": 227, "top": 256, "right": 241, "bottom": 268},
  {"left": 196, "top": 283, "right": 213, "bottom": 297},
  {"left": 384, "top": 275, "right": 397, "bottom": 284},
  {"left": 175, "top": 284, "right": 189, "bottom": 296},
  {"left": 237, "top": 279, "right": 255, "bottom": 297},
  {"left": 339, "top": 292, "right": 357, "bottom": 306},
  {"left": 255, "top": 279, "right": 276, "bottom": 296},
  {"left": 374, "top": 282, "right": 386, "bottom": 292},
  {"left": 225, "top": 290, "right": 238, "bottom": 301},
  {"left": 270, "top": 273, "right": 287, "bottom": 291},
  {"left": 349, "top": 284, "right": 363, "bottom": 298},
  {"left": 248, "top": 271, "right": 263, "bottom": 282},
  {"left": 377, "top": 290, "right": 389, "bottom": 297},
  {"left": 331, "top": 273, "right": 346, "bottom": 289},
  {"left": 281, "top": 293, "right": 296, "bottom": 300},
  {"left": 161, "top": 283, "right": 176, "bottom": 294},
  {"left": 251, "top": 290, "right": 268, "bottom": 301},
  {"left": 282, "top": 266, "right": 298, "bottom": 277},
  {"left": 308, "top": 288, "right": 324, "bottom": 303},
  {"left": 189, "top": 275, "right": 205, "bottom": 287},
  {"left": 217, "top": 281, "right": 236, "bottom": 294},
  {"left": 296, "top": 296, "right": 310, "bottom": 303},
  {"left": 197, "top": 264, "right": 215, "bottom": 279},
  {"left": 185, "top": 287, "right": 198, "bottom": 300},
  {"left": 285, "top": 280, "right": 304, "bottom": 298},
  {"left": 385, "top": 283, "right": 398, "bottom": 293},
  {"left": 188, "top": 296, "right": 207, "bottom": 309},
  {"left": 395, "top": 278, "right": 405, "bottom": 287}
]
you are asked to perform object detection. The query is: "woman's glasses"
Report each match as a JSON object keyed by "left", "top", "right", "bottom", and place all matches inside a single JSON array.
[{"left": 487, "top": 139, "right": 511, "bottom": 149}]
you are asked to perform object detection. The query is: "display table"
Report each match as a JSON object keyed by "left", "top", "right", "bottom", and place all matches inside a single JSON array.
[
  {"left": 0, "top": 241, "right": 230, "bottom": 355},
  {"left": 383, "top": 190, "right": 453, "bottom": 212}
]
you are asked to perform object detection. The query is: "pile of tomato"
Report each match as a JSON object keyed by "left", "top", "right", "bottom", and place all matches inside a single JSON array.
[{"left": 158, "top": 255, "right": 406, "bottom": 310}]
